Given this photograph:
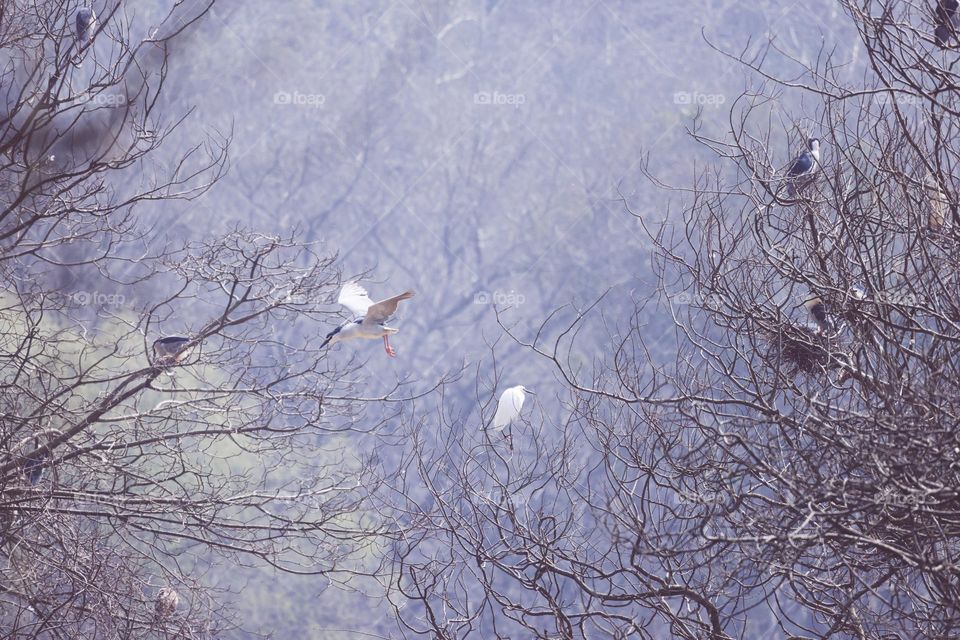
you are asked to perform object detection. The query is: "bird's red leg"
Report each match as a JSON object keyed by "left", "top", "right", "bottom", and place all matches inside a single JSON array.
[{"left": 383, "top": 335, "right": 397, "bottom": 357}]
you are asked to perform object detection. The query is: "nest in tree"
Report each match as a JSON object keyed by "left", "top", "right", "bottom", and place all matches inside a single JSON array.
[
  {"left": 768, "top": 324, "right": 832, "bottom": 373},
  {"left": 155, "top": 587, "right": 179, "bottom": 620}
]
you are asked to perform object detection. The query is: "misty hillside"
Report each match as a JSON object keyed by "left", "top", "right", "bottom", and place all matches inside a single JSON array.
[
  {"left": 149, "top": 2, "right": 857, "bottom": 634},
  {"left": 6, "top": 1, "right": 958, "bottom": 639}
]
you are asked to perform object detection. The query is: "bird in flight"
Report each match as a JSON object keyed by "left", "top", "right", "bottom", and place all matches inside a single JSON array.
[
  {"left": 490, "top": 385, "right": 535, "bottom": 449},
  {"left": 320, "top": 282, "right": 415, "bottom": 357}
]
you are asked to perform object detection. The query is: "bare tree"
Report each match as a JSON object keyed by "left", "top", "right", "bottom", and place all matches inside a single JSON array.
[
  {"left": 0, "top": 2, "right": 436, "bottom": 637},
  {"left": 380, "top": 1, "right": 960, "bottom": 638}
]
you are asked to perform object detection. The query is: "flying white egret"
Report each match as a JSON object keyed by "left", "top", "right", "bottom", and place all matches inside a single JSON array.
[
  {"left": 490, "top": 385, "right": 535, "bottom": 448},
  {"left": 152, "top": 336, "right": 192, "bottom": 365},
  {"left": 320, "top": 282, "right": 415, "bottom": 357},
  {"left": 785, "top": 138, "right": 820, "bottom": 197}
]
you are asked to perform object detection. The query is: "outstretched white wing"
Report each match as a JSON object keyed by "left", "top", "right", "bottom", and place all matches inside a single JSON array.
[
  {"left": 492, "top": 387, "right": 525, "bottom": 431},
  {"left": 338, "top": 282, "right": 374, "bottom": 319},
  {"left": 363, "top": 291, "right": 415, "bottom": 325}
]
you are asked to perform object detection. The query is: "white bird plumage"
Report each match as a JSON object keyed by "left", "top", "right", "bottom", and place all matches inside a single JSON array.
[
  {"left": 492, "top": 385, "right": 534, "bottom": 431},
  {"left": 320, "top": 281, "right": 415, "bottom": 357}
]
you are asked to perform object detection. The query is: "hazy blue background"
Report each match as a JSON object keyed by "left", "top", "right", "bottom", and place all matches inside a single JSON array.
[{"left": 134, "top": 1, "right": 853, "bottom": 635}]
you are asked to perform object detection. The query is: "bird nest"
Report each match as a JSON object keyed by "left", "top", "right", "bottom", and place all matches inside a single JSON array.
[{"left": 767, "top": 324, "right": 832, "bottom": 373}]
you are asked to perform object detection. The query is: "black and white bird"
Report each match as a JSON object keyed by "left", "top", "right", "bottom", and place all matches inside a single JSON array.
[
  {"left": 76, "top": 7, "right": 97, "bottom": 45},
  {"left": 152, "top": 336, "right": 192, "bottom": 365},
  {"left": 319, "top": 282, "right": 415, "bottom": 358},
  {"left": 155, "top": 587, "right": 179, "bottom": 620},
  {"left": 935, "top": 0, "right": 959, "bottom": 48},
  {"left": 490, "top": 385, "right": 535, "bottom": 448},
  {"left": 925, "top": 175, "right": 949, "bottom": 231},
  {"left": 73, "top": 7, "right": 97, "bottom": 67},
  {"left": 785, "top": 138, "right": 820, "bottom": 197},
  {"left": 23, "top": 438, "right": 48, "bottom": 485},
  {"left": 804, "top": 296, "right": 832, "bottom": 333}
]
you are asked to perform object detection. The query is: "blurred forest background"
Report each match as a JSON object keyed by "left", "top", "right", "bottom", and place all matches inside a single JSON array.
[
  {"left": 147, "top": 1, "right": 854, "bottom": 636},
  {"left": 2, "top": 0, "right": 880, "bottom": 637}
]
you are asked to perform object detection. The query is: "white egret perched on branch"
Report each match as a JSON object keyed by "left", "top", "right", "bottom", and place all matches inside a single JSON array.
[
  {"left": 490, "top": 385, "right": 535, "bottom": 449},
  {"left": 320, "top": 282, "right": 415, "bottom": 357}
]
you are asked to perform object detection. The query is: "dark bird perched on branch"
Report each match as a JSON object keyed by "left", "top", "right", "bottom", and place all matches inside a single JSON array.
[
  {"left": 785, "top": 138, "right": 820, "bottom": 197},
  {"left": 76, "top": 7, "right": 97, "bottom": 44},
  {"left": 152, "top": 336, "right": 192, "bottom": 365},
  {"left": 22, "top": 438, "right": 48, "bottom": 485},
  {"left": 804, "top": 296, "right": 832, "bottom": 333},
  {"left": 73, "top": 7, "right": 97, "bottom": 67},
  {"left": 935, "top": 0, "right": 959, "bottom": 48}
]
